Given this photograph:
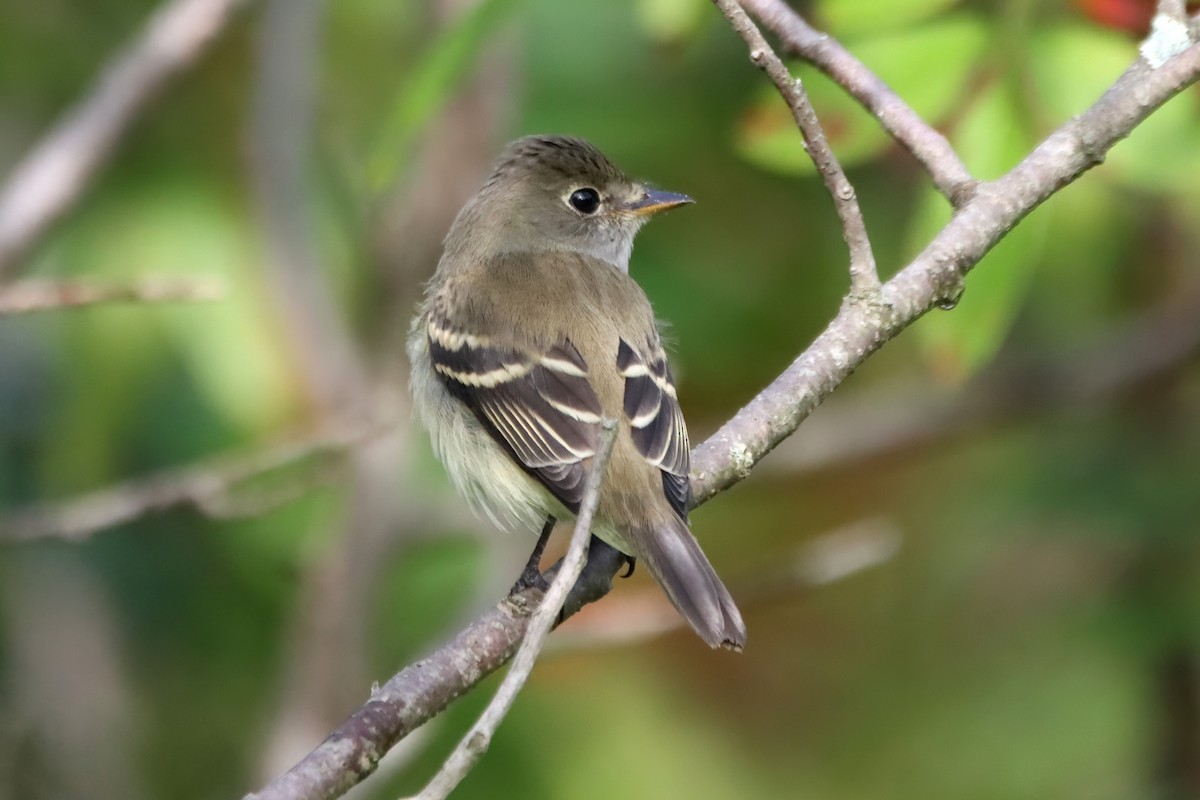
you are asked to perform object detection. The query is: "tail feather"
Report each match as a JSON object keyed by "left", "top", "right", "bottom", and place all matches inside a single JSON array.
[{"left": 636, "top": 517, "right": 746, "bottom": 651}]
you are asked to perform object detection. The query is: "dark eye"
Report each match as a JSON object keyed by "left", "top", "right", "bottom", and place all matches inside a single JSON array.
[{"left": 568, "top": 188, "right": 601, "bottom": 215}]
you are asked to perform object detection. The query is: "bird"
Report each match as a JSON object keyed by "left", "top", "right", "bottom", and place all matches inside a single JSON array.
[{"left": 407, "top": 134, "right": 745, "bottom": 650}]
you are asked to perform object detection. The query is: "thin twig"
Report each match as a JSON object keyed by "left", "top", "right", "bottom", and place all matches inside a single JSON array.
[
  {"left": 0, "top": 277, "right": 224, "bottom": 315},
  {"left": 405, "top": 421, "right": 618, "bottom": 800},
  {"left": 714, "top": 0, "right": 879, "bottom": 295},
  {"left": 690, "top": 37, "right": 1200, "bottom": 507},
  {"left": 195, "top": 458, "right": 345, "bottom": 520},
  {"left": 0, "top": 0, "right": 257, "bottom": 278},
  {"left": 739, "top": 0, "right": 977, "bottom": 205},
  {"left": 0, "top": 425, "right": 376, "bottom": 542}
]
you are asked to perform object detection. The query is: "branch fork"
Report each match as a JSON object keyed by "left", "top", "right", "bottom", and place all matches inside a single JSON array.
[{"left": 715, "top": 0, "right": 881, "bottom": 297}]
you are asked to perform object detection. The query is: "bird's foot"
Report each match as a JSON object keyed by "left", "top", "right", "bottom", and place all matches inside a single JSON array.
[
  {"left": 557, "top": 537, "right": 629, "bottom": 622},
  {"left": 509, "top": 515, "right": 556, "bottom": 596},
  {"left": 509, "top": 563, "right": 551, "bottom": 595}
]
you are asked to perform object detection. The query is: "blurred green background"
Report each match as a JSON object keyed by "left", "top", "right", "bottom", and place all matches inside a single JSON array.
[{"left": 2, "top": 0, "right": 1199, "bottom": 798}]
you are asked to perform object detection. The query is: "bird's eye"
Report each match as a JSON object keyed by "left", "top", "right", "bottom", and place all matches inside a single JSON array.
[{"left": 568, "top": 188, "right": 601, "bottom": 215}]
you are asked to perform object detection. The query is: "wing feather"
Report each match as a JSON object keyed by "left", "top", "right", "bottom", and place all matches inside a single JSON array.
[
  {"left": 617, "top": 338, "right": 691, "bottom": 520},
  {"left": 429, "top": 312, "right": 601, "bottom": 512}
]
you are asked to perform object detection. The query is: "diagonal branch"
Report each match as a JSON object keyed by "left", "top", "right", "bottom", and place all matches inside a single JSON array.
[
  {"left": 0, "top": 425, "right": 373, "bottom": 542},
  {"left": 691, "top": 36, "right": 1200, "bottom": 505},
  {"left": 0, "top": 0, "right": 258, "bottom": 278},
  {"left": 0, "top": 276, "right": 224, "bottom": 314},
  {"left": 714, "top": 0, "right": 879, "bottom": 295},
  {"left": 740, "top": 0, "right": 978, "bottom": 205},
  {"left": 246, "top": 589, "right": 542, "bottom": 800}
]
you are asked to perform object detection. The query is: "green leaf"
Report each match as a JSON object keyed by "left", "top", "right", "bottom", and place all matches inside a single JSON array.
[
  {"left": 736, "top": 16, "right": 988, "bottom": 176},
  {"left": 953, "top": 75, "right": 1032, "bottom": 180},
  {"left": 815, "top": 0, "right": 964, "bottom": 37},
  {"left": 736, "top": 69, "right": 890, "bottom": 175},
  {"left": 1031, "top": 23, "right": 1200, "bottom": 195},
  {"left": 94, "top": 187, "right": 293, "bottom": 431},
  {"left": 854, "top": 15, "right": 989, "bottom": 124},
  {"left": 367, "top": 0, "right": 525, "bottom": 194},
  {"left": 634, "top": 0, "right": 708, "bottom": 42},
  {"left": 1107, "top": 92, "right": 1200, "bottom": 193},
  {"left": 913, "top": 84, "right": 1046, "bottom": 381},
  {"left": 1030, "top": 23, "right": 1133, "bottom": 122}
]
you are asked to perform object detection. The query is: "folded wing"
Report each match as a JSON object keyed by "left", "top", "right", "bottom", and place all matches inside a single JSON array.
[
  {"left": 428, "top": 313, "right": 602, "bottom": 511},
  {"left": 617, "top": 337, "right": 691, "bottom": 520}
]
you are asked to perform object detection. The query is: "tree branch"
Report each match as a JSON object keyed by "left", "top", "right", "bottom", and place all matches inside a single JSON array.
[
  {"left": 0, "top": 425, "right": 374, "bottom": 542},
  {"left": 245, "top": 589, "right": 542, "bottom": 800},
  {"left": 714, "top": 0, "right": 879, "bottom": 294},
  {"left": 763, "top": 279, "right": 1200, "bottom": 478},
  {"left": 739, "top": 0, "right": 978, "bottom": 205},
  {"left": 0, "top": 0, "right": 257, "bottom": 278},
  {"left": 691, "top": 37, "right": 1200, "bottom": 506},
  {"left": 0, "top": 277, "right": 224, "bottom": 315}
]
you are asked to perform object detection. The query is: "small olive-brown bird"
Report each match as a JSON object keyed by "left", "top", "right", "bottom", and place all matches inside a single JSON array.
[{"left": 408, "top": 135, "right": 745, "bottom": 650}]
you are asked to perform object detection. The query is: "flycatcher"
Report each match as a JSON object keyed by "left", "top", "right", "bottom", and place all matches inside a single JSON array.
[{"left": 408, "top": 135, "right": 745, "bottom": 650}]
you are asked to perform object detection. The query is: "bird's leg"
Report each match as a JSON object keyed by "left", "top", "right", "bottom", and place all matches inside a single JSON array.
[
  {"left": 509, "top": 515, "right": 555, "bottom": 595},
  {"left": 619, "top": 556, "right": 636, "bottom": 578},
  {"left": 557, "top": 536, "right": 632, "bottom": 622}
]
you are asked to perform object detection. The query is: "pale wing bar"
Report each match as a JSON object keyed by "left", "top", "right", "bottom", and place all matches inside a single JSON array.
[
  {"left": 617, "top": 338, "right": 691, "bottom": 520},
  {"left": 429, "top": 315, "right": 602, "bottom": 511}
]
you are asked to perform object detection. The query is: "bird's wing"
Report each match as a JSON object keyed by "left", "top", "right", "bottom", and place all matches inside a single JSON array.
[
  {"left": 427, "top": 309, "right": 602, "bottom": 512},
  {"left": 617, "top": 337, "right": 691, "bottom": 521}
]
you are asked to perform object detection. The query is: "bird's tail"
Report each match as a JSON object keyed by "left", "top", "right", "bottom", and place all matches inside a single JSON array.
[{"left": 636, "top": 516, "right": 746, "bottom": 651}]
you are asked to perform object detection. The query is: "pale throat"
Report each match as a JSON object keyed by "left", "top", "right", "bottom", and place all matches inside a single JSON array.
[
  {"left": 560, "top": 214, "right": 645, "bottom": 273},
  {"left": 574, "top": 234, "right": 635, "bottom": 273},
  {"left": 502, "top": 217, "right": 639, "bottom": 273}
]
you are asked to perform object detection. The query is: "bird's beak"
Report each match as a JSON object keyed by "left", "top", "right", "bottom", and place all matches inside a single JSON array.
[{"left": 622, "top": 187, "right": 694, "bottom": 217}]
